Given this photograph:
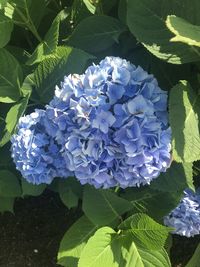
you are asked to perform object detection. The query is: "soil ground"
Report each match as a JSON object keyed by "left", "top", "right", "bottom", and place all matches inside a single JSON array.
[{"left": 0, "top": 190, "right": 199, "bottom": 267}]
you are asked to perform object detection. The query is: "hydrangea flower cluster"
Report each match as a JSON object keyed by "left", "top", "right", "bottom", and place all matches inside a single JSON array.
[
  {"left": 164, "top": 189, "right": 200, "bottom": 237},
  {"left": 11, "top": 109, "right": 71, "bottom": 185},
  {"left": 45, "top": 56, "right": 171, "bottom": 188},
  {"left": 11, "top": 57, "right": 171, "bottom": 187}
]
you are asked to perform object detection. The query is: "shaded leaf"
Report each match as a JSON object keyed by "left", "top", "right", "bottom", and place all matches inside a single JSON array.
[
  {"left": 169, "top": 80, "right": 200, "bottom": 162},
  {"left": 34, "top": 46, "right": 94, "bottom": 103},
  {"left": 27, "top": 11, "right": 62, "bottom": 65},
  {"left": 0, "top": 170, "right": 21, "bottom": 197},
  {"left": 127, "top": 0, "right": 200, "bottom": 64},
  {"left": 83, "top": 185, "right": 133, "bottom": 226},
  {"left": 57, "top": 216, "right": 98, "bottom": 267},
  {"left": 21, "top": 179, "right": 46, "bottom": 197},
  {"left": 68, "top": 15, "right": 126, "bottom": 53},
  {"left": 123, "top": 187, "right": 182, "bottom": 222},
  {"left": 0, "top": 94, "right": 29, "bottom": 146},
  {"left": 185, "top": 243, "right": 200, "bottom": 267},
  {"left": 0, "top": 48, "right": 23, "bottom": 103},
  {"left": 151, "top": 162, "right": 194, "bottom": 192},
  {"left": 0, "top": 11, "right": 13, "bottom": 48}
]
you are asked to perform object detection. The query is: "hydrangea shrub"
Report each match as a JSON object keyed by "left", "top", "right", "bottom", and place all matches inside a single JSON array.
[{"left": 1, "top": 0, "right": 200, "bottom": 266}]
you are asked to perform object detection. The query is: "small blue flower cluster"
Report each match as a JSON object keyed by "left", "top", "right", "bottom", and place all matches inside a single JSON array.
[
  {"left": 11, "top": 57, "right": 171, "bottom": 187},
  {"left": 11, "top": 109, "right": 71, "bottom": 184},
  {"left": 164, "top": 189, "right": 200, "bottom": 237}
]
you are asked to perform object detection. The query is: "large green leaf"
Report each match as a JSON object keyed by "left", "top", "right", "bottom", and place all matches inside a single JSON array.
[
  {"left": 5, "top": 0, "right": 46, "bottom": 40},
  {"left": 136, "top": 247, "right": 171, "bottom": 267},
  {"left": 57, "top": 216, "right": 98, "bottom": 267},
  {"left": 83, "top": 185, "right": 133, "bottom": 226},
  {"left": 27, "top": 11, "right": 62, "bottom": 65},
  {"left": 169, "top": 80, "right": 200, "bottom": 162},
  {"left": 78, "top": 226, "right": 120, "bottom": 267},
  {"left": 185, "top": 243, "right": 200, "bottom": 267},
  {"left": 123, "top": 187, "right": 182, "bottom": 222},
  {"left": 151, "top": 162, "right": 194, "bottom": 192},
  {"left": 0, "top": 170, "right": 21, "bottom": 197},
  {"left": 21, "top": 178, "right": 46, "bottom": 197},
  {"left": 127, "top": 0, "right": 200, "bottom": 64},
  {"left": 34, "top": 46, "right": 93, "bottom": 103},
  {"left": 78, "top": 227, "right": 171, "bottom": 267},
  {"left": 120, "top": 236, "right": 171, "bottom": 267},
  {"left": 119, "top": 213, "right": 170, "bottom": 250},
  {"left": 0, "top": 94, "right": 29, "bottom": 146},
  {"left": 68, "top": 15, "right": 126, "bottom": 53},
  {"left": 0, "top": 11, "right": 13, "bottom": 48},
  {"left": 166, "top": 15, "right": 200, "bottom": 48},
  {"left": 0, "top": 48, "right": 23, "bottom": 103}
]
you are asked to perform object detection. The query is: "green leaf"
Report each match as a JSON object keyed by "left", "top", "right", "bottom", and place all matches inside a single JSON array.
[
  {"left": 0, "top": 11, "right": 13, "bottom": 48},
  {"left": 119, "top": 213, "right": 170, "bottom": 250},
  {"left": 34, "top": 46, "right": 94, "bottom": 103},
  {"left": 78, "top": 226, "right": 119, "bottom": 267},
  {"left": 57, "top": 177, "right": 83, "bottom": 208},
  {"left": 83, "top": 185, "right": 133, "bottom": 226},
  {"left": 83, "top": 0, "right": 97, "bottom": 14},
  {"left": 136, "top": 247, "right": 171, "bottom": 267},
  {"left": 185, "top": 243, "right": 200, "bottom": 267},
  {"left": 151, "top": 162, "right": 194, "bottom": 192},
  {"left": 57, "top": 215, "right": 98, "bottom": 267},
  {"left": 169, "top": 80, "right": 200, "bottom": 162},
  {"left": 20, "top": 73, "right": 34, "bottom": 96},
  {"left": 83, "top": 0, "right": 117, "bottom": 15},
  {"left": 0, "top": 0, "right": 8, "bottom": 9},
  {"left": 27, "top": 11, "right": 62, "bottom": 65},
  {"left": 0, "top": 170, "right": 21, "bottom": 197},
  {"left": 127, "top": 0, "right": 200, "bottom": 64},
  {"left": 120, "top": 236, "right": 171, "bottom": 267},
  {"left": 21, "top": 178, "right": 46, "bottom": 197},
  {"left": 78, "top": 227, "right": 171, "bottom": 267},
  {"left": 5, "top": 0, "right": 46, "bottom": 40},
  {"left": 0, "top": 94, "right": 29, "bottom": 146},
  {"left": 166, "top": 15, "right": 200, "bottom": 48},
  {"left": 58, "top": 180, "right": 79, "bottom": 209},
  {"left": 118, "top": 0, "right": 127, "bottom": 23},
  {"left": 0, "top": 48, "right": 23, "bottom": 103},
  {"left": 0, "top": 196, "right": 14, "bottom": 213},
  {"left": 68, "top": 15, "right": 126, "bottom": 53},
  {"left": 123, "top": 187, "right": 182, "bottom": 222}
]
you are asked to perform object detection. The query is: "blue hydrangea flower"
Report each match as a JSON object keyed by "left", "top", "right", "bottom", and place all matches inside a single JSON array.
[
  {"left": 11, "top": 109, "right": 71, "bottom": 185},
  {"left": 164, "top": 189, "right": 200, "bottom": 237},
  {"left": 46, "top": 56, "right": 171, "bottom": 189}
]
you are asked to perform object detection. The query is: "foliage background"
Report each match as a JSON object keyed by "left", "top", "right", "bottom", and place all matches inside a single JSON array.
[{"left": 0, "top": 0, "right": 200, "bottom": 266}]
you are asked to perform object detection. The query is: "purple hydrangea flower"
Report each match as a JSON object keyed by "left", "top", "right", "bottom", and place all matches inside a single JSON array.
[
  {"left": 46, "top": 56, "right": 171, "bottom": 189},
  {"left": 164, "top": 189, "right": 200, "bottom": 237},
  {"left": 11, "top": 109, "right": 71, "bottom": 185}
]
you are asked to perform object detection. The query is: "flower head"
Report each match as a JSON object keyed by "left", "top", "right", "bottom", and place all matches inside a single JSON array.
[
  {"left": 164, "top": 189, "right": 200, "bottom": 237},
  {"left": 11, "top": 109, "right": 71, "bottom": 185},
  {"left": 46, "top": 56, "right": 171, "bottom": 189}
]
